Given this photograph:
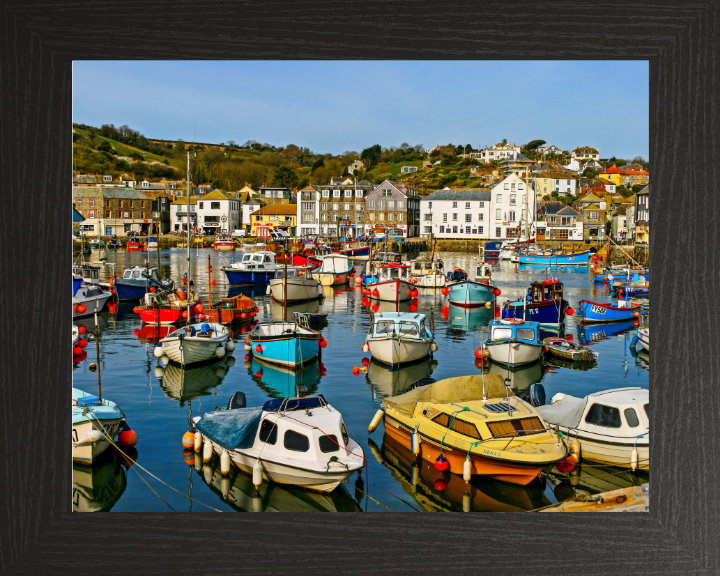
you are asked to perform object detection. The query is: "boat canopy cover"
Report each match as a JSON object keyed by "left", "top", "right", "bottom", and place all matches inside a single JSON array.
[
  {"left": 535, "top": 395, "right": 588, "bottom": 429},
  {"left": 381, "top": 374, "right": 511, "bottom": 417},
  {"left": 197, "top": 407, "right": 263, "bottom": 450}
]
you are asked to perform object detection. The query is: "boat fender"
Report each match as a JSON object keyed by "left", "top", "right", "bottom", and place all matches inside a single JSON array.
[
  {"left": 194, "top": 451, "right": 203, "bottom": 472},
  {"left": 463, "top": 456, "right": 472, "bottom": 483},
  {"left": 412, "top": 427, "right": 421, "bottom": 456},
  {"left": 153, "top": 344, "right": 164, "bottom": 358},
  {"left": 463, "top": 491, "right": 471, "bottom": 513},
  {"left": 75, "top": 429, "right": 103, "bottom": 446},
  {"left": 220, "top": 450, "right": 231, "bottom": 476},
  {"left": 253, "top": 460, "right": 264, "bottom": 489},
  {"left": 411, "top": 462, "right": 419, "bottom": 487},
  {"left": 430, "top": 342, "right": 439, "bottom": 353},
  {"left": 203, "top": 463, "right": 213, "bottom": 485},
  {"left": 266, "top": 284, "right": 271, "bottom": 295},
  {"left": 570, "top": 439, "right": 581, "bottom": 464},
  {"left": 225, "top": 339, "right": 236, "bottom": 352},
  {"left": 215, "top": 345, "right": 225, "bottom": 358},
  {"left": 221, "top": 476, "right": 231, "bottom": 500},
  {"left": 368, "top": 408, "right": 385, "bottom": 433},
  {"left": 154, "top": 366, "right": 165, "bottom": 378},
  {"left": 203, "top": 439, "right": 213, "bottom": 463},
  {"left": 631, "top": 447, "right": 639, "bottom": 471},
  {"left": 194, "top": 431, "right": 203, "bottom": 453}
]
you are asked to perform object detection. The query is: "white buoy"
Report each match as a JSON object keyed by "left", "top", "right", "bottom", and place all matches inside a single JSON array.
[
  {"left": 153, "top": 345, "right": 164, "bottom": 358},
  {"left": 485, "top": 301, "right": 492, "bottom": 308},
  {"left": 160, "top": 355, "right": 170, "bottom": 366},
  {"left": 631, "top": 447, "right": 638, "bottom": 471},
  {"left": 221, "top": 476, "right": 231, "bottom": 500},
  {"left": 220, "top": 450, "right": 231, "bottom": 475},
  {"left": 570, "top": 439, "right": 581, "bottom": 464},
  {"left": 154, "top": 366, "right": 165, "bottom": 378},
  {"left": 194, "top": 452, "right": 203, "bottom": 472},
  {"left": 463, "top": 457, "right": 472, "bottom": 483},
  {"left": 265, "top": 284, "right": 271, "bottom": 295},
  {"left": 252, "top": 460, "right": 263, "bottom": 489},
  {"left": 463, "top": 491, "right": 471, "bottom": 513},
  {"left": 226, "top": 356, "right": 236, "bottom": 367},
  {"left": 412, "top": 429, "right": 421, "bottom": 455},
  {"left": 430, "top": 342, "right": 439, "bottom": 352},
  {"left": 225, "top": 339, "right": 236, "bottom": 352},
  {"left": 75, "top": 430, "right": 102, "bottom": 446},
  {"left": 362, "top": 342, "right": 370, "bottom": 353},
  {"left": 244, "top": 344, "right": 252, "bottom": 352},
  {"left": 203, "top": 439, "right": 213, "bottom": 463},
  {"left": 367, "top": 408, "right": 384, "bottom": 433},
  {"left": 203, "top": 464, "right": 213, "bottom": 484},
  {"left": 215, "top": 345, "right": 225, "bottom": 358},
  {"left": 194, "top": 431, "right": 202, "bottom": 453},
  {"left": 411, "top": 463, "right": 419, "bottom": 487}
]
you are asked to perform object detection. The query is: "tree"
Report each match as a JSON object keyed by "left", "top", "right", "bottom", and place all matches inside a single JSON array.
[
  {"left": 583, "top": 167, "right": 599, "bottom": 178},
  {"left": 360, "top": 144, "right": 382, "bottom": 169},
  {"left": 310, "top": 157, "right": 325, "bottom": 173},
  {"left": 524, "top": 139, "right": 546, "bottom": 151},
  {"left": 273, "top": 165, "right": 298, "bottom": 189}
]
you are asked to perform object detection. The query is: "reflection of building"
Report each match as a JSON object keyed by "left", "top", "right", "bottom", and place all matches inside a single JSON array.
[{"left": 73, "top": 187, "right": 154, "bottom": 236}]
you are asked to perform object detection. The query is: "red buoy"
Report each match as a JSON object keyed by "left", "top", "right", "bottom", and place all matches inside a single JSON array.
[
  {"left": 109, "top": 278, "right": 114, "bottom": 286},
  {"left": 555, "top": 455, "right": 576, "bottom": 473},
  {"left": 566, "top": 307, "right": 575, "bottom": 316},
  {"left": 133, "top": 306, "right": 139, "bottom": 314},
  {"left": 133, "top": 329, "right": 140, "bottom": 337},
  {"left": 182, "top": 311, "right": 188, "bottom": 319},
  {"left": 441, "top": 306, "right": 449, "bottom": 315},
  {"left": 79, "top": 326, "right": 86, "bottom": 333},
  {"left": 441, "top": 287, "right": 449, "bottom": 295},
  {"left": 434, "top": 479, "right": 448, "bottom": 491},
  {"left": 244, "top": 354, "right": 250, "bottom": 362},
  {"left": 566, "top": 334, "right": 573, "bottom": 341},
  {"left": 361, "top": 357, "right": 370, "bottom": 367},
  {"left": 198, "top": 313, "right": 205, "bottom": 320},
  {"left": 111, "top": 289, "right": 116, "bottom": 294},
  {"left": 372, "top": 304, "right": 379, "bottom": 312},
  {"left": 319, "top": 340, "right": 328, "bottom": 348},
  {"left": 372, "top": 289, "right": 379, "bottom": 297},
  {"left": 475, "top": 358, "right": 485, "bottom": 369},
  {"left": 249, "top": 311, "right": 254, "bottom": 317},
  {"left": 78, "top": 339, "right": 87, "bottom": 348},
  {"left": 76, "top": 304, "right": 87, "bottom": 314},
  {"left": 493, "top": 288, "right": 501, "bottom": 296},
  {"left": 241, "top": 312, "right": 247, "bottom": 319},
  {"left": 149, "top": 287, "right": 155, "bottom": 292},
  {"left": 73, "top": 346, "right": 82, "bottom": 356},
  {"left": 117, "top": 428, "right": 138, "bottom": 449},
  {"left": 434, "top": 455, "right": 449, "bottom": 471},
  {"left": 255, "top": 345, "right": 262, "bottom": 353},
  {"left": 336, "top": 276, "right": 342, "bottom": 282},
  {"left": 196, "top": 304, "right": 205, "bottom": 313},
  {"left": 352, "top": 366, "right": 360, "bottom": 374},
  {"left": 211, "top": 279, "right": 216, "bottom": 286},
  {"left": 474, "top": 348, "right": 483, "bottom": 359},
  {"left": 244, "top": 337, "right": 249, "bottom": 344}
]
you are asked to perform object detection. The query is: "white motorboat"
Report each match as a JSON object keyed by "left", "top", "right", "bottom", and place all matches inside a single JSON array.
[
  {"left": 367, "top": 264, "right": 413, "bottom": 302},
  {"left": 475, "top": 262, "right": 493, "bottom": 281},
  {"left": 365, "top": 312, "right": 437, "bottom": 367},
  {"left": 160, "top": 322, "right": 230, "bottom": 366},
  {"left": 310, "top": 254, "right": 353, "bottom": 286},
  {"left": 193, "top": 395, "right": 365, "bottom": 493},
  {"left": 73, "top": 279, "right": 112, "bottom": 319},
  {"left": 408, "top": 258, "right": 446, "bottom": 288},
  {"left": 535, "top": 387, "right": 649, "bottom": 470},
  {"left": 637, "top": 327, "right": 649, "bottom": 351},
  {"left": 72, "top": 388, "right": 125, "bottom": 465},
  {"left": 269, "top": 266, "right": 323, "bottom": 303},
  {"left": 484, "top": 319, "right": 544, "bottom": 366}
]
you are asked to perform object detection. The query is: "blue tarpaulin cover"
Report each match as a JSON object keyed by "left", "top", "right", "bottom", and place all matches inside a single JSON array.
[{"left": 196, "top": 407, "right": 263, "bottom": 450}]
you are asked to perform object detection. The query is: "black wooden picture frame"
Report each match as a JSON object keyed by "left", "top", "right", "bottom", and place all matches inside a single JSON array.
[{"left": 1, "top": 1, "right": 717, "bottom": 573}]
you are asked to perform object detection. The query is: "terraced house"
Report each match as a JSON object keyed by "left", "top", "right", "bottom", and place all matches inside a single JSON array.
[
  {"left": 535, "top": 201, "right": 583, "bottom": 242},
  {"left": 573, "top": 192, "right": 607, "bottom": 240},
  {"left": 72, "top": 187, "right": 154, "bottom": 236},
  {"left": 364, "top": 180, "right": 420, "bottom": 238},
  {"left": 313, "top": 180, "right": 374, "bottom": 238}
]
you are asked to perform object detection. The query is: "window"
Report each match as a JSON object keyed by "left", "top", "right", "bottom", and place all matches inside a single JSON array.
[
  {"left": 387, "top": 200, "right": 394, "bottom": 209},
  {"left": 89, "top": 210, "right": 95, "bottom": 218},
  {"left": 496, "top": 227, "right": 501, "bottom": 237},
  {"left": 509, "top": 211, "right": 516, "bottom": 222},
  {"left": 624, "top": 408, "right": 640, "bottom": 428},
  {"left": 381, "top": 189, "right": 392, "bottom": 196},
  {"left": 443, "top": 214, "right": 448, "bottom": 222},
  {"left": 378, "top": 213, "right": 384, "bottom": 221},
  {"left": 333, "top": 190, "right": 341, "bottom": 198},
  {"left": 355, "top": 190, "right": 363, "bottom": 198},
  {"left": 452, "top": 226, "right": 458, "bottom": 233},
  {"left": 344, "top": 203, "right": 350, "bottom": 211},
  {"left": 439, "top": 226, "right": 445, "bottom": 233},
  {"left": 356, "top": 203, "right": 363, "bottom": 210},
  {"left": 644, "top": 404, "right": 649, "bottom": 418},
  {"left": 106, "top": 199, "right": 111, "bottom": 207},
  {"left": 319, "top": 434, "right": 339, "bottom": 453},
  {"left": 369, "top": 201, "right": 375, "bottom": 208},
  {"left": 89, "top": 199, "right": 95, "bottom": 208},
  {"left": 465, "top": 214, "right": 472, "bottom": 222},
  {"left": 517, "top": 328, "right": 535, "bottom": 341},
  {"left": 259, "top": 420, "right": 277, "bottom": 444},
  {"left": 495, "top": 209, "right": 501, "bottom": 220},
  {"left": 77, "top": 199, "right": 82, "bottom": 207},
  {"left": 589, "top": 211, "right": 599, "bottom": 219},
  {"left": 211, "top": 202, "right": 220, "bottom": 210},
  {"left": 452, "top": 213, "right": 458, "bottom": 221},
  {"left": 344, "top": 190, "right": 352, "bottom": 198},
  {"left": 510, "top": 194, "right": 516, "bottom": 205},
  {"left": 585, "top": 404, "right": 622, "bottom": 428},
  {"left": 428, "top": 202, "right": 432, "bottom": 209},
  {"left": 465, "top": 226, "right": 471, "bottom": 234},
  {"left": 141, "top": 212, "right": 145, "bottom": 219},
  {"left": 356, "top": 214, "right": 363, "bottom": 223},
  {"left": 503, "top": 183, "right": 508, "bottom": 190},
  {"left": 398, "top": 213, "right": 403, "bottom": 222},
  {"left": 283, "top": 430, "right": 310, "bottom": 452},
  {"left": 321, "top": 214, "right": 327, "bottom": 222},
  {"left": 303, "top": 202, "right": 313, "bottom": 210},
  {"left": 478, "top": 226, "right": 483, "bottom": 235},
  {"left": 424, "top": 226, "right": 432, "bottom": 234},
  {"left": 378, "top": 201, "right": 385, "bottom": 209},
  {"left": 511, "top": 183, "right": 516, "bottom": 190},
  {"left": 198, "top": 202, "right": 204, "bottom": 209},
  {"left": 369, "top": 213, "right": 374, "bottom": 221},
  {"left": 452, "top": 202, "right": 458, "bottom": 208},
  {"left": 396, "top": 201, "right": 403, "bottom": 209},
  {"left": 123, "top": 211, "right": 129, "bottom": 218},
  {"left": 105, "top": 210, "right": 111, "bottom": 217},
  {"left": 321, "top": 203, "right": 328, "bottom": 210},
  {"left": 479, "top": 201, "right": 484, "bottom": 208},
  {"left": 322, "top": 190, "right": 329, "bottom": 198},
  {"left": 496, "top": 194, "right": 502, "bottom": 203}
]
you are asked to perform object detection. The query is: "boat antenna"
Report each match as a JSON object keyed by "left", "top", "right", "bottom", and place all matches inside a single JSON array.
[{"left": 94, "top": 311, "right": 102, "bottom": 401}]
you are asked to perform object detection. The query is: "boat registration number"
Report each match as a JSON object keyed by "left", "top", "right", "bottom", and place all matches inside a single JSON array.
[{"left": 590, "top": 304, "right": 606, "bottom": 315}]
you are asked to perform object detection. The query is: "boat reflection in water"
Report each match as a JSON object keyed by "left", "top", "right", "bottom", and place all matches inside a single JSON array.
[
  {"left": 576, "top": 320, "right": 635, "bottom": 345},
  {"left": 483, "top": 359, "right": 545, "bottom": 396},
  {"left": 73, "top": 449, "right": 129, "bottom": 512},
  {"left": 192, "top": 454, "right": 362, "bottom": 512},
  {"left": 365, "top": 299, "right": 412, "bottom": 314},
  {"left": 269, "top": 298, "right": 322, "bottom": 322},
  {"left": 134, "top": 324, "right": 173, "bottom": 344},
  {"left": 366, "top": 357, "right": 438, "bottom": 399},
  {"left": 248, "top": 356, "right": 321, "bottom": 398},
  {"left": 227, "top": 285, "right": 271, "bottom": 301},
  {"left": 367, "top": 434, "right": 550, "bottom": 512},
  {"left": 158, "top": 356, "right": 234, "bottom": 404},
  {"left": 544, "top": 355, "right": 598, "bottom": 372},
  {"left": 447, "top": 303, "right": 492, "bottom": 334},
  {"left": 631, "top": 346, "right": 650, "bottom": 371},
  {"left": 543, "top": 461, "right": 650, "bottom": 504}
]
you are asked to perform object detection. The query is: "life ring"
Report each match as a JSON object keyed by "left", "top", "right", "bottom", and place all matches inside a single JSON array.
[
  {"left": 500, "top": 318, "right": 523, "bottom": 325},
  {"left": 541, "top": 279, "right": 554, "bottom": 284}
]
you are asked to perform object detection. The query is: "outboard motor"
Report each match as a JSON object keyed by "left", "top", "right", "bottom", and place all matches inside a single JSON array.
[
  {"left": 527, "top": 383, "right": 546, "bottom": 407},
  {"left": 227, "top": 391, "right": 247, "bottom": 410}
]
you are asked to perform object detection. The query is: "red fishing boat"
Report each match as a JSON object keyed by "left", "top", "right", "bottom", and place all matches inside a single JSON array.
[
  {"left": 292, "top": 251, "right": 322, "bottom": 269},
  {"left": 136, "top": 289, "right": 199, "bottom": 325}
]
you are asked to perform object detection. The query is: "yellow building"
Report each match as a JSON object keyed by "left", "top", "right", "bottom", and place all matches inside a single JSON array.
[
  {"left": 600, "top": 166, "right": 650, "bottom": 188},
  {"left": 251, "top": 204, "right": 297, "bottom": 238}
]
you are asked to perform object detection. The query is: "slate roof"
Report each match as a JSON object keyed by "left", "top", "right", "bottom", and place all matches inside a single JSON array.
[
  {"left": 200, "top": 190, "right": 235, "bottom": 201},
  {"left": 422, "top": 189, "right": 491, "bottom": 202},
  {"left": 72, "top": 187, "right": 153, "bottom": 200},
  {"left": 536, "top": 201, "right": 580, "bottom": 217}
]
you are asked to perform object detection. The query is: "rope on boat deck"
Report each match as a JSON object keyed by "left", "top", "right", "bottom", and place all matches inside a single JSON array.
[
  {"left": 85, "top": 410, "right": 225, "bottom": 512},
  {"left": 439, "top": 407, "right": 470, "bottom": 456}
]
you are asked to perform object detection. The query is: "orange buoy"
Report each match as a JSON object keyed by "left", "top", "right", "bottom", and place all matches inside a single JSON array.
[
  {"left": 182, "top": 430, "right": 195, "bottom": 449},
  {"left": 117, "top": 428, "right": 138, "bottom": 448},
  {"left": 78, "top": 326, "right": 86, "bottom": 333},
  {"left": 196, "top": 304, "right": 205, "bottom": 313},
  {"left": 182, "top": 311, "right": 188, "bottom": 319},
  {"left": 133, "top": 306, "right": 139, "bottom": 313}
]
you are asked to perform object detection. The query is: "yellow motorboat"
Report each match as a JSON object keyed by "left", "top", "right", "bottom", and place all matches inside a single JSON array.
[{"left": 368, "top": 375, "right": 567, "bottom": 485}]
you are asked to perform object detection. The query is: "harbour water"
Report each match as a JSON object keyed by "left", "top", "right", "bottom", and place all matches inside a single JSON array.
[{"left": 73, "top": 248, "right": 649, "bottom": 512}]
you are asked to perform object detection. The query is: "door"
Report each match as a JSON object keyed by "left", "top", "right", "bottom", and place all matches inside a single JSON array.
[{"left": 105, "top": 226, "right": 112, "bottom": 236}]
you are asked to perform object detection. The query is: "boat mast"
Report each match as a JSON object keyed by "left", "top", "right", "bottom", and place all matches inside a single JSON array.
[
  {"left": 94, "top": 311, "right": 102, "bottom": 401},
  {"left": 186, "top": 147, "right": 193, "bottom": 327},
  {"left": 283, "top": 238, "right": 288, "bottom": 322},
  {"left": 156, "top": 215, "right": 161, "bottom": 271},
  {"left": 208, "top": 254, "right": 212, "bottom": 314},
  {"left": 524, "top": 170, "right": 529, "bottom": 240}
]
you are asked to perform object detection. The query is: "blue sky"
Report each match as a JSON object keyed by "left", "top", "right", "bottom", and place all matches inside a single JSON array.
[{"left": 73, "top": 61, "right": 649, "bottom": 160}]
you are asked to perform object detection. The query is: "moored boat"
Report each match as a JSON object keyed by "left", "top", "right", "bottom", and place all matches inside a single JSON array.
[
  {"left": 636, "top": 327, "right": 649, "bottom": 351},
  {"left": 576, "top": 299, "right": 642, "bottom": 323},
  {"left": 543, "top": 337, "right": 598, "bottom": 362},
  {"left": 269, "top": 266, "right": 323, "bottom": 303},
  {"left": 518, "top": 250, "right": 591, "bottom": 266},
  {"left": 364, "top": 312, "right": 437, "bottom": 367},
  {"left": 221, "top": 251, "right": 277, "bottom": 286},
  {"left": 501, "top": 279, "right": 570, "bottom": 328},
  {"left": 408, "top": 258, "right": 446, "bottom": 288},
  {"left": 160, "top": 322, "right": 230, "bottom": 366},
  {"left": 114, "top": 266, "right": 174, "bottom": 301},
  {"left": 247, "top": 321, "right": 322, "bottom": 368},
  {"left": 484, "top": 319, "right": 543, "bottom": 366},
  {"left": 72, "top": 388, "right": 125, "bottom": 465},
  {"left": 136, "top": 288, "right": 199, "bottom": 325},
  {"left": 193, "top": 394, "right": 365, "bottom": 493},
  {"left": 73, "top": 283, "right": 112, "bottom": 319},
  {"left": 309, "top": 254, "right": 353, "bottom": 286},
  {"left": 368, "top": 374, "right": 567, "bottom": 485},
  {"left": 366, "top": 264, "right": 414, "bottom": 302},
  {"left": 204, "top": 293, "right": 257, "bottom": 325},
  {"left": 447, "top": 278, "right": 496, "bottom": 308},
  {"left": 213, "top": 234, "right": 236, "bottom": 251}
]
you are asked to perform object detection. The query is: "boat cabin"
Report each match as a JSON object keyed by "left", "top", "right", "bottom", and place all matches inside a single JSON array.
[
  {"left": 314, "top": 254, "right": 351, "bottom": 274},
  {"left": 370, "top": 312, "right": 427, "bottom": 338},
  {"left": 372, "top": 251, "right": 402, "bottom": 264},
  {"left": 489, "top": 319, "right": 540, "bottom": 344},
  {"left": 73, "top": 263, "right": 101, "bottom": 285},
  {"left": 275, "top": 266, "right": 314, "bottom": 279},
  {"left": 377, "top": 264, "right": 410, "bottom": 281},
  {"left": 552, "top": 388, "right": 649, "bottom": 437},
  {"left": 231, "top": 251, "right": 276, "bottom": 271},
  {"left": 476, "top": 263, "right": 492, "bottom": 279},
  {"left": 121, "top": 266, "right": 163, "bottom": 283},
  {"left": 410, "top": 259, "right": 443, "bottom": 274},
  {"left": 528, "top": 280, "right": 564, "bottom": 304}
]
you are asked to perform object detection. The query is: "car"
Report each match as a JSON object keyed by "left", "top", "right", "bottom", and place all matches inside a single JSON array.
[{"left": 231, "top": 229, "right": 246, "bottom": 238}]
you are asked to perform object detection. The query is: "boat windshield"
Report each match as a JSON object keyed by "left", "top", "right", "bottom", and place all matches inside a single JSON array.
[
  {"left": 242, "top": 254, "right": 253, "bottom": 262},
  {"left": 398, "top": 321, "right": 419, "bottom": 336},
  {"left": 492, "top": 327, "right": 512, "bottom": 339},
  {"left": 517, "top": 328, "right": 536, "bottom": 341},
  {"left": 375, "top": 320, "right": 395, "bottom": 335}
]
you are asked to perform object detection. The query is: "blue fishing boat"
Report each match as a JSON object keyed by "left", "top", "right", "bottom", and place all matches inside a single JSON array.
[
  {"left": 248, "top": 321, "right": 322, "bottom": 368},
  {"left": 114, "top": 266, "right": 174, "bottom": 301},
  {"left": 484, "top": 319, "right": 543, "bottom": 366},
  {"left": 594, "top": 272, "right": 648, "bottom": 285},
  {"left": 501, "top": 279, "right": 570, "bottom": 329},
  {"left": 484, "top": 240, "right": 503, "bottom": 259},
  {"left": 222, "top": 251, "right": 277, "bottom": 286},
  {"left": 447, "top": 279, "right": 496, "bottom": 307},
  {"left": 577, "top": 299, "right": 642, "bottom": 323},
  {"left": 518, "top": 250, "right": 591, "bottom": 266}
]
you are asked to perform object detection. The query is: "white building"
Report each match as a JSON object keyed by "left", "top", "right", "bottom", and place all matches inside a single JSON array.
[
  {"left": 170, "top": 190, "right": 241, "bottom": 234},
  {"left": 242, "top": 200, "right": 264, "bottom": 231},
  {"left": 571, "top": 146, "right": 600, "bottom": 161},
  {"left": 537, "top": 144, "right": 563, "bottom": 155},
  {"left": 470, "top": 142, "right": 521, "bottom": 164},
  {"left": 297, "top": 186, "right": 321, "bottom": 236},
  {"left": 419, "top": 174, "right": 535, "bottom": 240}
]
